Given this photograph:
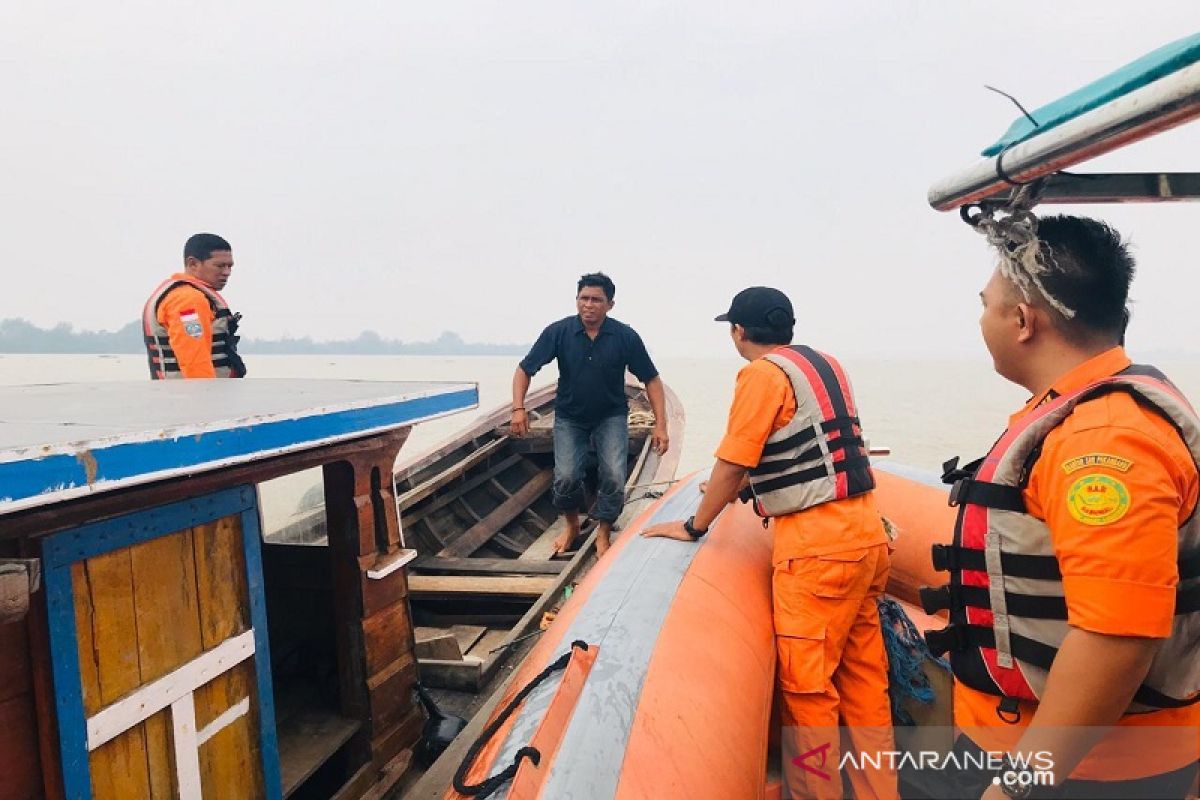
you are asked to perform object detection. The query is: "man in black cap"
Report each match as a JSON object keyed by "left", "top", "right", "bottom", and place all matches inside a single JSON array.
[{"left": 643, "top": 287, "right": 895, "bottom": 800}]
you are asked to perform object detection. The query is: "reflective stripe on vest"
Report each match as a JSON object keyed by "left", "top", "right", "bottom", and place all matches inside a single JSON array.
[
  {"left": 141, "top": 276, "right": 241, "bottom": 379},
  {"left": 746, "top": 345, "right": 875, "bottom": 517},
  {"left": 923, "top": 366, "right": 1200, "bottom": 713}
]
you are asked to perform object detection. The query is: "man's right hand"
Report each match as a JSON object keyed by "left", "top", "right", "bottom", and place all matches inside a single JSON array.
[{"left": 511, "top": 409, "right": 529, "bottom": 437}]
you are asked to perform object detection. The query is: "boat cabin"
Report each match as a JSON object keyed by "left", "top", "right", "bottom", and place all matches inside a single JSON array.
[{"left": 0, "top": 379, "right": 476, "bottom": 800}]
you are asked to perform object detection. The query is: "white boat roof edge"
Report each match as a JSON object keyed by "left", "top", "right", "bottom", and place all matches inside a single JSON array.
[{"left": 0, "top": 379, "right": 479, "bottom": 517}]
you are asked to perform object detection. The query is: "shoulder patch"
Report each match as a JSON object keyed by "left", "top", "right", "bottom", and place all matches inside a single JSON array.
[
  {"left": 1061, "top": 453, "right": 1134, "bottom": 475},
  {"left": 1066, "top": 473, "right": 1131, "bottom": 526},
  {"left": 180, "top": 310, "right": 203, "bottom": 339}
]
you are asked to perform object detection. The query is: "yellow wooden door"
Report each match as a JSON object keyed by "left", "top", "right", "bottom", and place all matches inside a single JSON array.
[{"left": 44, "top": 486, "right": 280, "bottom": 800}]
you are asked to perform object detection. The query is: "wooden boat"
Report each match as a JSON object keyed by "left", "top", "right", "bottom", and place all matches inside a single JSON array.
[
  {"left": 393, "top": 380, "right": 685, "bottom": 695},
  {"left": 0, "top": 379, "right": 479, "bottom": 800}
]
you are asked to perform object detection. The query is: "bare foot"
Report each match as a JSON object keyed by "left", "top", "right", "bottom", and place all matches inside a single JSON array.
[
  {"left": 594, "top": 523, "right": 613, "bottom": 557},
  {"left": 553, "top": 515, "right": 581, "bottom": 555}
]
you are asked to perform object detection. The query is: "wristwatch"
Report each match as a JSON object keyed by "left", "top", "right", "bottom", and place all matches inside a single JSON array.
[
  {"left": 683, "top": 516, "right": 709, "bottom": 540},
  {"left": 995, "top": 755, "right": 1036, "bottom": 800}
]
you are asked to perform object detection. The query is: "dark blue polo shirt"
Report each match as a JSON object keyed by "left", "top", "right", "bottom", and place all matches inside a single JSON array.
[{"left": 519, "top": 315, "right": 659, "bottom": 423}]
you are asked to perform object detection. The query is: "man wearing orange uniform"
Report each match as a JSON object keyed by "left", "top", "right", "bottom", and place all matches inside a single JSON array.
[
  {"left": 142, "top": 233, "right": 246, "bottom": 379},
  {"left": 643, "top": 287, "right": 896, "bottom": 800},
  {"left": 923, "top": 215, "right": 1200, "bottom": 799}
]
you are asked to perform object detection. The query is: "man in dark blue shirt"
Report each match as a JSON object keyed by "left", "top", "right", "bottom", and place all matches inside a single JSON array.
[{"left": 512, "top": 272, "right": 668, "bottom": 556}]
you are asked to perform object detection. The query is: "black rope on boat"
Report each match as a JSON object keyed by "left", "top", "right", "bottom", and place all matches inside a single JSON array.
[{"left": 452, "top": 640, "right": 591, "bottom": 798}]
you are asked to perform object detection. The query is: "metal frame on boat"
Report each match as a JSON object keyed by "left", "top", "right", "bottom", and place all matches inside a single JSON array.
[{"left": 928, "top": 38, "right": 1200, "bottom": 211}]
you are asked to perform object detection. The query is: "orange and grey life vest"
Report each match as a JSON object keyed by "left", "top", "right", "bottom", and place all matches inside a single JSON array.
[
  {"left": 142, "top": 276, "right": 245, "bottom": 379},
  {"left": 922, "top": 365, "right": 1200, "bottom": 716},
  {"left": 743, "top": 345, "right": 875, "bottom": 517}
]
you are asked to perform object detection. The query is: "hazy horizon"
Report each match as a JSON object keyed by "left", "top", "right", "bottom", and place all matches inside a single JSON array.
[{"left": 4, "top": 3, "right": 1197, "bottom": 360}]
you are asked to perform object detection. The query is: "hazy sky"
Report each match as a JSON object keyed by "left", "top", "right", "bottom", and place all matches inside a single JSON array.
[{"left": 3, "top": 2, "right": 1195, "bottom": 358}]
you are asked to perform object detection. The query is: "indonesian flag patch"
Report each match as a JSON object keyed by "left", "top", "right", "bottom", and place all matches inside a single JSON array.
[{"left": 180, "top": 309, "right": 203, "bottom": 338}]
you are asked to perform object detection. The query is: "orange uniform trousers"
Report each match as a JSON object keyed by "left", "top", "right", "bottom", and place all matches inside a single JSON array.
[{"left": 775, "top": 543, "right": 897, "bottom": 800}]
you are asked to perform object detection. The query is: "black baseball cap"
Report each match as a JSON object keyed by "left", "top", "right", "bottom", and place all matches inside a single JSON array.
[{"left": 715, "top": 287, "right": 795, "bottom": 327}]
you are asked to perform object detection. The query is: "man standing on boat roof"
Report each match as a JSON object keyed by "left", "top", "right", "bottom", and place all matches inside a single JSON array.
[
  {"left": 642, "top": 287, "right": 897, "bottom": 800},
  {"left": 512, "top": 272, "right": 668, "bottom": 557},
  {"left": 923, "top": 215, "right": 1200, "bottom": 799},
  {"left": 142, "top": 233, "right": 246, "bottom": 379}
]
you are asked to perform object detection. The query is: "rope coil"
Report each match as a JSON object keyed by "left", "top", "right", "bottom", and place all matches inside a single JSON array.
[{"left": 961, "top": 181, "right": 1077, "bottom": 320}]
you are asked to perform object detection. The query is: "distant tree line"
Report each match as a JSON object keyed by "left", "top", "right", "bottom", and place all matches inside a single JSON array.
[{"left": 0, "top": 318, "right": 526, "bottom": 355}]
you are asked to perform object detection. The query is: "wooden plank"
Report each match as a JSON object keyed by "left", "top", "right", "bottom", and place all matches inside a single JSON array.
[
  {"left": 200, "top": 711, "right": 264, "bottom": 800},
  {"left": 368, "top": 706, "right": 422, "bottom": 771},
  {"left": 196, "top": 660, "right": 262, "bottom": 800},
  {"left": 507, "top": 438, "right": 554, "bottom": 454},
  {"left": 406, "top": 575, "right": 555, "bottom": 598},
  {"left": 131, "top": 529, "right": 204, "bottom": 682},
  {"left": 90, "top": 727, "right": 153, "bottom": 800},
  {"left": 144, "top": 709, "right": 175, "bottom": 800},
  {"left": 363, "top": 602, "right": 414, "bottom": 678},
  {"left": 278, "top": 710, "right": 360, "bottom": 797},
  {"left": 413, "top": 632, "right": 463, "bottom": 661},
  {"left": 365, "top": 655, "right": 418, "bottom": 735},
  {"left": 412, "top": 557, "right": 565, "bottom": 576},
  {"left": 131, "top": 527, "right": 205, "bottom": 798},
  {"left": 360, "top": 564, "right": 410, "bottom": 619},
  {"left": 416, "top": 658, "right": 483, "bottom": 692},
  {"left": 191, "top": 514, "right": 262, "bottom": 799},
  {"left": 193, "top": 516, "right": 250, "bottom": 648},
  {"left": 519, "top": 516, "right": 589, "bottom": 562},
  {"left": 464, "top": 629, "right": 510, "bottom": 660},
  {"left": 75, "top": 548, "right": 154, "bottom": 800},
  {"left": 449, "top": 625, "right": 487, "bottom": 654},
  {"left": 400, "top": 454, "right": 524, "bottom": 529},
  {"left": 75, "top": 552, "right": 139, "bottom": 711},
  {"left": 436, "top": 470, "right": 553, "bottom": 558},
  {"left": 397, "top": 438, "right": 508, "bottom": 509}
]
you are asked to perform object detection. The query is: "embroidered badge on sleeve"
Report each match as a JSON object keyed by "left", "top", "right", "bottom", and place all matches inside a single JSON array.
[
  {"left": 180, "top": 309, "right": 203, "bottom": 339},
  {"left": 1061, "top": 453, "right": 1134, "bottom": 475},
  {"left": 1066, "top": 473, "right": 1131, "bottom": 526}
]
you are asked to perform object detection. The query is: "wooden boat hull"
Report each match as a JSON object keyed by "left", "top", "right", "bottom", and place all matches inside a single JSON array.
[{"left": 395, "top": 381, "right": 685, "bottom": 694}]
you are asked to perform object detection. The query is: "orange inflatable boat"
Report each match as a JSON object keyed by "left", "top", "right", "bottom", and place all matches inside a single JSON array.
[{"left": 444, "top": 464, "right": 953, "bottom": 800}]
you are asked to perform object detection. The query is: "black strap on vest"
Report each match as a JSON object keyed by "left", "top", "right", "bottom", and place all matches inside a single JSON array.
[
  {"left": 751, "top": 456, "right": 873, "bottom": 495},
  {"left": 760, "top": 416, "right": 861, "bottom": 458},
  {"left": 931, "top": 543, "right": 1062, "bottom": 580},
  {"left": 924, "top": 624, "right": 1200, "bottom": 709},
  {"left": 941, "top": 455, "right": 1026, "bottom": 512},
  {"left": 751, "top": 434, "right": 866, "bottom": 477},
  {"left": 941, "top": 456, "right": 984, "bottom": 485},
  {"left": 918, "top": 584, "right": 1068, "bottom": 620},
  {"left": 947, "top": 478, "right": 1027, "bottom": 512}
]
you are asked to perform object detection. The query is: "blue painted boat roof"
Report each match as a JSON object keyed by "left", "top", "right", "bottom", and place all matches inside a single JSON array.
[
  {"left": 983, "top": 32, "right": 1200, "bottom": 156},
  {"left": 0, "top": 380, "right": 478, "bottom": 515}
]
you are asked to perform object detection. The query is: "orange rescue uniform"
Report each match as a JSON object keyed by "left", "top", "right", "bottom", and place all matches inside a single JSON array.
[
  {"left": 157, "top": 274, "right": 224, "bottom": 379},
  {"left": 956, "top": 346, "right": 1200, "bottom": 781},
  {"left": 716, "top": 357, "right": 896, "bottom": 800}
]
